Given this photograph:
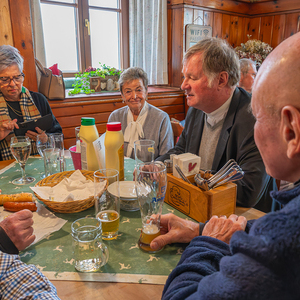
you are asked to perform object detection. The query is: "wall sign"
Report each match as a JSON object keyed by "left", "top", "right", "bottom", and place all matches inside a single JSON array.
[{"left": 185, "top": 25, "right": 212, "bottom": 51}]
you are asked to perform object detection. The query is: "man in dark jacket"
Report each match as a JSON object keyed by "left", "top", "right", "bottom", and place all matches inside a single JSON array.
[
  {"left": 157, "top": 32, "right": 300, "bottom": 299},
  {"left": 157, "top": 37, "right": 275, "bottom": 212}
]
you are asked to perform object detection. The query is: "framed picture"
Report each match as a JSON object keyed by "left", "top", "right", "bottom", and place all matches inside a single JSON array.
[{"left": 185, "top": 25, "right": 212, "bottom": 51}]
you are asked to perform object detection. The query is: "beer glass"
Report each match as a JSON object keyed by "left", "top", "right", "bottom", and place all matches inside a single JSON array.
[
  {"left": 134, "top": 140, "right": 155, "bottom": 164},
  {"left": 49, "top": 133, "right": 65, "bottom": 172},
  {"left": 135, "top": 162, "right": 167, "bottom": 253},
  {"left": 71, "top": 217, "right": 109, "bottom": 272},
  {"left": 94, "top": 169, "right": 120, "bottom": 240}
]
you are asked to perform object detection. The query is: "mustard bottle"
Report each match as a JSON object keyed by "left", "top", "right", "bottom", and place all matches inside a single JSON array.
[
  {"left": 105, "top": 122, "right": 124, "bottom": 180},
  {"left": 79, "top": 117, "right": 99, "bottom": 171}
]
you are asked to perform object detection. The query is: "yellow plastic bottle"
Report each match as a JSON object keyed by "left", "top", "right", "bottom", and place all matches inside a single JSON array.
[
  {"left": 105, "top": 122, "right": 124, "bottom": 181},
  {"left": 79, "top": 117, "right": 99, "bottom": 171}
]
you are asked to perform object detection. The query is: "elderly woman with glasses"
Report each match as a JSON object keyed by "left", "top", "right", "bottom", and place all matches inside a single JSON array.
[
  {"left": 0, "top": 45, "right": 62, "bottom": 160},
  {"left": 108, "top": 67, "right": 174, "bottom": 159}
]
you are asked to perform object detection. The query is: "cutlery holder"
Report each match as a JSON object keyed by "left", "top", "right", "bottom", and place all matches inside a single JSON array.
[{"left": 165, "top": 173, "right": 237, "bottom": 223}]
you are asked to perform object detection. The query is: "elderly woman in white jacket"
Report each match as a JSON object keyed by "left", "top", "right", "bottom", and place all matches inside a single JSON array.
[{"left": 108, "top": 67, "right": 173, "bottom": 159}]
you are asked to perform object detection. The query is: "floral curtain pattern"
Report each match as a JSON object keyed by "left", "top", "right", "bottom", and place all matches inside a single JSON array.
[{"left": 129, "top": 0, "right": 168, "bottom": 85}]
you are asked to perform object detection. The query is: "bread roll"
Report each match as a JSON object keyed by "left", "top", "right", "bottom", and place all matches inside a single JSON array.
[{"left": 0, "top": 193, "right": 33, "bottom": 205}]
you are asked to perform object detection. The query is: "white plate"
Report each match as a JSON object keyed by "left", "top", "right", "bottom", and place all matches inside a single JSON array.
[{"left": 107, "top": 181, "right": 137, "bottom": 199}]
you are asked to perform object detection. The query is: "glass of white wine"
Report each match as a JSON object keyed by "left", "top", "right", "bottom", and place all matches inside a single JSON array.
[
  {"left": 10, "top": 136, "right": 35, "bottom": 185},
  {"left": 36, "top": 134, "right": 55, "bottom": 178}
]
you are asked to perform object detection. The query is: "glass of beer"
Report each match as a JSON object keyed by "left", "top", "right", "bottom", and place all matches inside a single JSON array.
[
  {"left": 94, "top": 169, "right": 120, "bottom": 240},
  {"left": 135, "top": 161, "right": 167, "bottom": 253}
]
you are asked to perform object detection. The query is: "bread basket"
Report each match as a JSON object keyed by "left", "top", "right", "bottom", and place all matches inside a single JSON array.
[{"left": 34, "top": 170, "right": 96, "bottom": 213}]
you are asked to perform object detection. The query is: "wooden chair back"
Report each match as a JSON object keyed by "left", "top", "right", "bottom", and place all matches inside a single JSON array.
[{"left": 171, "top": 121, "right": 184, "bottom": 145}]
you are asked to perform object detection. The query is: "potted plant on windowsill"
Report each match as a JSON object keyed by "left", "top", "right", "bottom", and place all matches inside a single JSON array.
[{"left": 68, "top": 63, "right": 122, "bottom": 96}]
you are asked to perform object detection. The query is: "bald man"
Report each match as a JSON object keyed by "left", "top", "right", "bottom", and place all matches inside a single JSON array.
[{"left": 160, "top": 33, "right": 300, "bottom": 299}]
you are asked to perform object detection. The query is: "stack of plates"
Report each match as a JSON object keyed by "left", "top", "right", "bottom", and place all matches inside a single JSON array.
[{"left": 107, "top": 181, "right": 139, "bottom": 212}]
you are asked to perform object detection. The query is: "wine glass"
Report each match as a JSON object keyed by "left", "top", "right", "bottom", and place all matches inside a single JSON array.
[
  {"left": 36, "top": 134, "right": 55, "bottom": 178},
  {"left": 10, "top": 136, "right": 35, "bottom": 185}
]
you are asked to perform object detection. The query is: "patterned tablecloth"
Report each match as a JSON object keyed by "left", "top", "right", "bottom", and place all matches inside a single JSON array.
[{"left": 0, "top": 157, "right": 192, "bottom": 284}]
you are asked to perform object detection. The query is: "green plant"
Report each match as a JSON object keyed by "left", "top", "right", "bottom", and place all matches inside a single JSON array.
[{"left": 68, "top": 63, "right": 122, "bottom": 95}]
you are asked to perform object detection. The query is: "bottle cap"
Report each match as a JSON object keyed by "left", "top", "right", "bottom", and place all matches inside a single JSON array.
[
  {"left": 81, "top": 117, "right": 95, "bottom": 126},
  {"left": 106, "top": 122, "right": 121, "bottom": 131}
]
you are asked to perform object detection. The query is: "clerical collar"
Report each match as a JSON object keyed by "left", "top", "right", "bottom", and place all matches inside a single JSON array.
[{"left": 206, "top": 93, "right": 233, "bottom": 127}]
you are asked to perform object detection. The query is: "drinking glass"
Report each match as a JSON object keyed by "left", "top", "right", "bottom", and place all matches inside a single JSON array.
[
  {"left": 10, "top": 136, "right": 35, "bottom": 185},
  {"left": 134, "top": 140, "right": 155, "bottom": 165},
  {"left": 50, "top": 133, "right": 65, "bottom": 172},
  {"left": 36, "top": 134, "right": 55, "bottom": 178},
  {"left": 135, "top": 161, "right": 167, "bottom": 253},
  {"left": 94, "top": 169, "right": 120, "bottom": 240},
  {"left": 71, "top": 217, "right": 109, "bottom": 272}
]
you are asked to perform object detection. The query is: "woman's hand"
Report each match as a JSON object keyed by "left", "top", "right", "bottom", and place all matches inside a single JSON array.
[
  {"left": 0, "top": 119, "right": 19, "bottom": 140},
  {"left": 25, "top": 127, "right": 47, "bottom": 142}
]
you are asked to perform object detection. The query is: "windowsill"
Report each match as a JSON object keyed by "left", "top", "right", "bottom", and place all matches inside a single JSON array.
[{"left": 63, "top": 85, "right": 183, "bottom": 100}]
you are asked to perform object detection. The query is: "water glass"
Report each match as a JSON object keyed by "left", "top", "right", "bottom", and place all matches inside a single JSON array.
[
  {"left": 135, "top": 162, "right": 167, "bottom": 253},
  {"left": 94, "top": 169, "right": 120, "bottom": 240},
  {"left": 71, "top": 217, "right": 109, "bottom": 272},
  {"left": 43, "top": 148, "right": 60, "bottom": 176},
  {"left": 36, "top": 134, "right": 55, "bottom": 177},
  {"left": 50, "top": 133, "right": 65, "bottom": 172},
  {"left": 134, "top": 140, "right": 155, "bottom": 164}
]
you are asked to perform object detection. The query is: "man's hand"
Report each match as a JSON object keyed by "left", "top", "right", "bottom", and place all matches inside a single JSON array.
[
  {"left": 26, "top": 127, "right": 47, "bottom": 142},
  {"left": 202, "top": 214, "right": 247, "bottom": 244},
  {"left": 150, "top": 213, "right": 199, "bottom": 251},
  {"left": 0, "top": 210, "right": 35, "bottom": 250},
  {"left": 0, "top": 119, "right": 19, "bottom": 140}
]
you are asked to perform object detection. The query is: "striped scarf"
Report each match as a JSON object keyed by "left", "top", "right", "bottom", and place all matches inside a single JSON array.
[{"left": 0, "top": 87, "right": 41, "bottom": 160}]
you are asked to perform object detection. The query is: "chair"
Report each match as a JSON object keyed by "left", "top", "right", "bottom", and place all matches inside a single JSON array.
[{"left": 171, "top": 121, "right": 184, "bottom": 145}]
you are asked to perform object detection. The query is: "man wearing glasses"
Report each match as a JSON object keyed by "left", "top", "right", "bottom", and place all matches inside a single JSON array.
[
  {"left": 238, "top": 58, "right": 257, "bottom": 93},
  {"left": 0, "top": 45, "right": 62, "bottom": 160}
]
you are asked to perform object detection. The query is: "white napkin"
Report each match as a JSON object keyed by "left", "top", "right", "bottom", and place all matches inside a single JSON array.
[
  {"left": 0, "top": 202, "right": 67, "bottom": 246},
  {"left": 30, "top": 170, "right": 104, "bottom": 202}
]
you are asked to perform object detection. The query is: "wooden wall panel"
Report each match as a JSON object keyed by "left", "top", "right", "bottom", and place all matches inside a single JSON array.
[
  {"left": 0, "top": 0, "right": 13, "bottom": 45},
  {"left": 251, "top": 0, "right": 300, "bottom": 15},
  {"left": 8, "top": 0, "right": 38, "bottom": 92},
  {"left": 229, "top": 15, "right": 239, "bottom": 47},
  {"left": 271, "top": 14, "right": 286, "bottom": 48},
  {"left": 221, "top": 14, "right": 231, "bottom": 41},
  {"left": 246, "top": 17, "right": 261, "bottom": 40},
  {"left": 213, "top": 12, "right": 223, "bottom": 38},
  {"left": 237, "top": 17, "right": 248, "bottom": 46},
  {"left": 203, "top": 10, "right": 213, "bottom": 27},
  {"left": 260, "top": 16, "right": 274, "bottom": 45},
  {"left": 284, "top": 12, "right": 300, "bottom": 39},
  {"left": 193, "top": 9, "right": 204, "bottom": 25}
]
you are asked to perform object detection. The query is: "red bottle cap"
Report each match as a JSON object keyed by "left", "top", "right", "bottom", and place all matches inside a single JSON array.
[{"left": 106, "top": 122, "right": 122, "bottom": 131}]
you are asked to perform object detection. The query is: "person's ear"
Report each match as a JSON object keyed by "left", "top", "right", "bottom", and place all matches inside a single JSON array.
[
  {"left": 217, "top": 72, "right": 229, "bottom": 90},
  {"left": 281, "top": 105, "right": 300, "bottom": 159}
]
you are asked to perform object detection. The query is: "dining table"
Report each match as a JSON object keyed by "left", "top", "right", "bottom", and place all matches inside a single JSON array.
[{"left": 0, "top": 157, "right": 265, "bottom": 300}]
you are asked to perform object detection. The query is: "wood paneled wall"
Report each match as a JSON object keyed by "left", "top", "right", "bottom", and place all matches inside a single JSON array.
[{"left": 168, "top": 1, "right": 300, "bottom": 86}]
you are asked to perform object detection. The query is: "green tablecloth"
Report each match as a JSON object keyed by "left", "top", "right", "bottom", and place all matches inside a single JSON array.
[{"left": 0, "top": 157, "right": 191, "bottom": 284}]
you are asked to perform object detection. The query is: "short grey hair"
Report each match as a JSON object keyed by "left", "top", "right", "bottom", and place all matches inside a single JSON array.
[
  {"left": 119, "top": 67, "right": 148, "bottom": 94},
  {"left": 0, "top": 45, "right": 24, "bottom": 73},
  {"left": 240, "top": 58, "right": 256, "bottom": 75},
  {"left": 183, "top": 37, "right": 240, "bottom": 88}
]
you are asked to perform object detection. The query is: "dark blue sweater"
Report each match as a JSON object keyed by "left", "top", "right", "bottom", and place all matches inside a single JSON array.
[{"left": 162, "top": 185, "right": 300, "bottom": 299}]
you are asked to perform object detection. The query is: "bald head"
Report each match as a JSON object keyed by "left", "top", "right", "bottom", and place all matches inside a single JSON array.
[
  {"left": 251, "top": 32, "right": 300, "bottom": 182},
  {"left": 253, "top": 33, "right": 300, "bottom": 115}
]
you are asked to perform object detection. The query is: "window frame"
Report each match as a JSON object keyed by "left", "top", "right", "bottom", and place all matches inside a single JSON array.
[{"left": 40, "top": 0, "right": 129, "bottom": 77}]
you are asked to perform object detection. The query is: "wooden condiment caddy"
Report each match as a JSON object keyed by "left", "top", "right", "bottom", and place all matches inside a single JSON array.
[{"left": 164, "top": 173, "right": 237, "bottom": 223}]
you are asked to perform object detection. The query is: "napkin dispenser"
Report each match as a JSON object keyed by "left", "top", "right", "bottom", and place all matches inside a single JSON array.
[
  {"left": 165, "top": 173, "right": 237, "bottom": 223},
  {"left": 172, "top": 153, "right": 201, "bottom": 178}
]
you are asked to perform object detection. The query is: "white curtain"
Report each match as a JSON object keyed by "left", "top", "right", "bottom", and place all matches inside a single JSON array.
[
  {"left": 29, "top": 0, "right": 46, "bottom": 85},
  {"left": 129, "top": 0, "right": 168, "bottom": 85}
]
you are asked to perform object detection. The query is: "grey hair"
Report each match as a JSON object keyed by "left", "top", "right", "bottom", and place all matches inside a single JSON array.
[
  {"left": 119, "top": 67, "right": 148, "bottom": 94},
  {"left": 183, "top": 37, "right": 240, "bottom": 88},
  {"left": 240, "top": 58, "right": 256, "bottom": 75},
  {"left": 0, "top": 45, "right": 24, "bottom": 73}
]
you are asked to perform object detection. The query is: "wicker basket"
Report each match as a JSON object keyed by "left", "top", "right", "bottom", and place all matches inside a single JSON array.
[{"left": 34, "top": 170, "right": 96, "bottom": 213}]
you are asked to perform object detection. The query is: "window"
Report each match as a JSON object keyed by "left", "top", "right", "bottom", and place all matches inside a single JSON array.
[{"left": 40, "top": 0, "right": 129, "bottom": 76}]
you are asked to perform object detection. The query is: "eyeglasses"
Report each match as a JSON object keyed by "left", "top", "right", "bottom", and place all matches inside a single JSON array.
[{"left": 0, "top": 73, "right": 25, "bottom": 85}]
